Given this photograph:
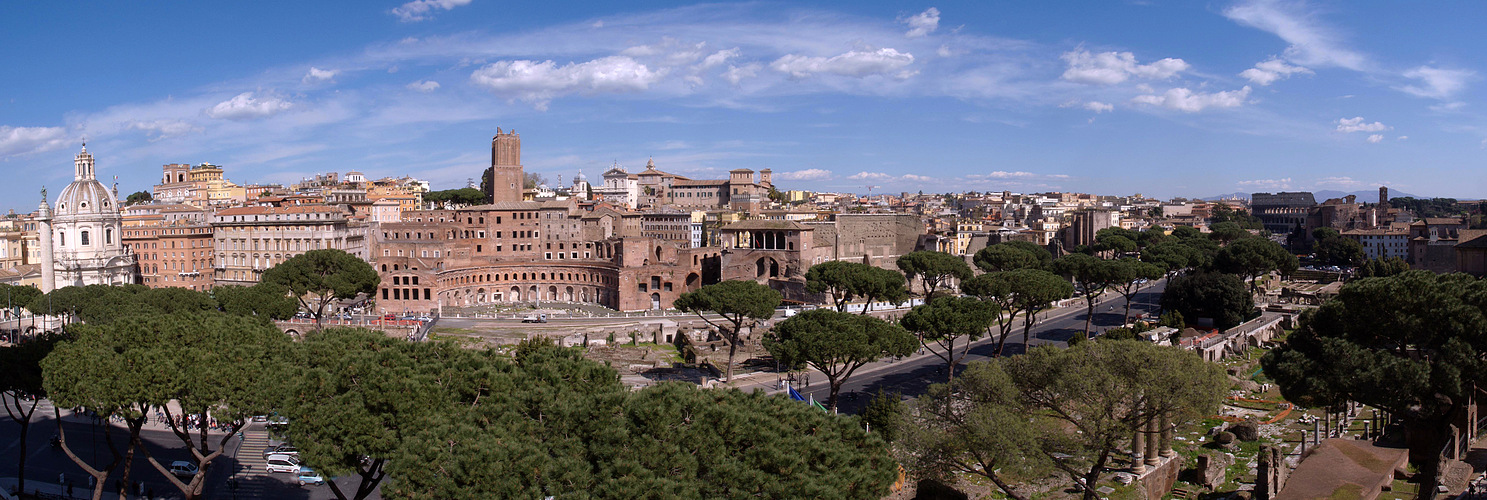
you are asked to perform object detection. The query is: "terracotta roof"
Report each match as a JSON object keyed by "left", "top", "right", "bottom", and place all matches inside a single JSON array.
[
  {"left": 214, "top": 205, "right": 341, "bottom": 216},
  {"left": 720, "top": 220, "right": 812, "bottom": 231},
  {"left": 673, "top": 179, "right": 729, "bottom": 186},
  {"left": 465, "top": 201, "right": 543, "bottom": 210}
]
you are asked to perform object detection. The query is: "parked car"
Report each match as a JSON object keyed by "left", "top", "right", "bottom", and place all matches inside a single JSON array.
[
  {"left": 265, "top": 454, "right": 301, "bottom": 473},
  {"left": 168, "top": 461, "right": 199, "bottom": 477},
  {"left": 296, "top": 467, "right": 325, "bottom": 486},
  {"left": 521, "top": 315, "right": 548, "bottom": 323},
  {"left": 382, "top": 314, "right": 396, "bottom": 321},
  {"left": 263, "top": 443, "right": 298, "bottom": 459}
]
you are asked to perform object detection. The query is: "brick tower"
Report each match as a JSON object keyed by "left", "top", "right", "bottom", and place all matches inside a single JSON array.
[{"left": 488, "top": 128, "right": 524, "bottom": 203}]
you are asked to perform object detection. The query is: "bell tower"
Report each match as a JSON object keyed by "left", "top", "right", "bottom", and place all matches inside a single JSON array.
[
  {"left": 75, "top": 143, "right": 95, "bottom": 181},
  {"left": 489, "top": 128, "right": 524, "bottom": 203}
]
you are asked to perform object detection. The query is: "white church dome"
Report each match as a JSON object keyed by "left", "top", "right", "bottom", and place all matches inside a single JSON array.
[{"left": 53, "top": 145, "right": 120, "bottom": 217}]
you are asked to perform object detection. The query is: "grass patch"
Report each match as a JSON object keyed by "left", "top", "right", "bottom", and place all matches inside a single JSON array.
[{"left": 428, "top": 332, "right": 481, "bottom": 345}]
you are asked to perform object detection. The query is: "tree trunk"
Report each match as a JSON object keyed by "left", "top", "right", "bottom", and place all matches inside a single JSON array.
[
  {"left": 983, "top": 471, "right": 1031, "bottom": 500},
  {"left": 827, "top": 375, "right": 842, "bottom": 412},
  {"left": 725, "top": 330, "right": 737, "bottom": 382},
  {"left": 944, "top": 337, "right": 957, "bottom": 383},
  {"left": 1080, "top": 450, "right": 1112, "bottom": 500},
  {"left": 5, "top": 396, "right": 36, "bottom": 494},
  {"left": 1084, "top": 294, "right": 1096, "bottom": 337}
]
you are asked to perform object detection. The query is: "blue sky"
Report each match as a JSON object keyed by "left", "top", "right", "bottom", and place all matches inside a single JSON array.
[{"left": 2, "top": 0, "right": 1485, "bottom": 211}]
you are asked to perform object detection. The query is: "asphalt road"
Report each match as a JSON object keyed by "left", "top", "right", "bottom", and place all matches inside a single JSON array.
[
  {"left": 0, "top": 401, "right": 372, "bottom": 500},
  {"left": 752, "top": 279, "right": 1170, "bottom": 414}
]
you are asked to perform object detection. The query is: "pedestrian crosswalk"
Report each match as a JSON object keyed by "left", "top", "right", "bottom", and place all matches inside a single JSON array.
[{"left": 214, "top": 429, "right": 271, "bottom": 500}]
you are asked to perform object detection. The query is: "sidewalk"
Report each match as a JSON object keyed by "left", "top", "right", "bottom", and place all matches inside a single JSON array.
[{"left": 0, "top": 477, "right": 158, "bottom": 500}]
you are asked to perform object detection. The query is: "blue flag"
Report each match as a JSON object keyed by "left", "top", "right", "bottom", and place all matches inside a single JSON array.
[{"left": 788, "top": 384, "right": 807, "bottom": 402}]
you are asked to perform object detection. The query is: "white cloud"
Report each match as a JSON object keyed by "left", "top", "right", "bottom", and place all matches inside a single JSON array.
[
  {"left": 302, "top": 67, "right": 337, "bottom": 84},
  {"left": 1335, "top": 116, "right": 1388, "bottom": 133},
  {"left": 903, "top": 7, "right": 940, "bottom": 38},
  {"left": 125, "top": 120, "right": 200, "bottom": 140},
  {"left": 723, "top": 64, "right": 761, "bottom": 85},
  {"left": 406, "top": 80, "right": 441, "bottom": 92},
  {"left": 1398, "top": 66, "right": 1474, "bottom": 99},
  {"left": 1366, "top": 134, "right": 1383, "bottom": 143},
  {"left": 901, "top": 173, "right": 936, "bottom": 182},
  {"left": 1314, "top": 176, "right": 1364, "bottom": 188},
  {"left": 1430, "top": 102, "right": 1466, "bottom": 113},
  {"left": 848, "top": 171, "right": 894, "bottom": 181},
  {"left": 968, "top": 171, "right": 1042, "bottom": 179},
  {"left": 1238, "top": 178, "right": 1292, "bottom": 190},
  {"left": 699, "top": 48, "right": 740, "bottom": 69},
  {"left": 775, "top": 168, "right": 832, "bottom": 181},
  {"left": 0, "top": 126, "right": 69, "bottom": 157},
  {"left": 1223, "top": 0, "right": 1367, "bottom": 71},
  {"left": 204, "top": 92, "right": 294, "bottom": 120},
  {"left": 1060, "top": 50, "right": 1188, "bottom": 85},
  {"left": 390, "top": 0, "right": 472, "bottom": 22},
  {"left": 1131, "top": 86, "right": 1251, "bottom": 112},
  {"left": 937, "top": 44, "right": 952, "bottom": 57},
  {"left": 1397, "top": 136, "right": 1408, "bottom": 141},
  {"left": 771, "top": 48, "right": 916, "bottom": 79},
  {"left": 1239, "top": 58, "right": 1312, "bottom": 85},
  {"left": 1084, "top": 101, "right": 1113, "bottom": 113},
  {"left": 469, "top": 56, "right": 665, "bottom": 110}
]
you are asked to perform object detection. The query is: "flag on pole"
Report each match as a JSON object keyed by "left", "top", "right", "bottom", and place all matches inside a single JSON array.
[
  {"left": 808, "top": 394, "right": 828, "bottom": 413},
  {"left": 788, "top": 383, "right": 807, "bottom": 402}
]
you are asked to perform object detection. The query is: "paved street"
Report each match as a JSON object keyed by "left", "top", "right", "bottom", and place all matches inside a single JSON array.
[
  {"left": 0, "top": 401, "right": 376, "bottom": 500},
  {"left": 730, "top": 279, "right": 1170, "bottom": 414}
]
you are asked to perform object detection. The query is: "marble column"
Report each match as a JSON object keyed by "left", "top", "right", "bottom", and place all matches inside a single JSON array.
[
  {"left": 1159, "top": 413, "right": 1176, "bottom": 458},
  {"left": 1131, "top": 429, "right": 1146, "bottom": 474},
  {"left": 1145, "top": 419, "right": 1160, "bottom": 466}
]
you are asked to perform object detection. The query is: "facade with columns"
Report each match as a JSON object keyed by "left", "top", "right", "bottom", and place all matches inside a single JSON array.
[{"left": 41, "top": 146, "right": 137, "bottom": 291}]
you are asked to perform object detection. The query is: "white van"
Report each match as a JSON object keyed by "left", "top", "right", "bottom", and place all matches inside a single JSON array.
[{"left": 265, "top": 454, "right": 301, "bottom": 473}]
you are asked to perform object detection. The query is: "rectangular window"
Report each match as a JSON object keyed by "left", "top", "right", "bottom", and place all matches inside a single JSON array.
[
  {"left": 476, "top": 245, "right": 482, "bottom": 252},
  {"left": 382, "top": 288, "right": 389, "bottom": 300},
  {"left": 639, "top": 283, "right": 647, "bottom": 292}
]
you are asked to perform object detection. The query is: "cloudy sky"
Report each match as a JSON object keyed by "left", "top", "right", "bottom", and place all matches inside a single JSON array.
[{"left": 2, "top": 1, "right": 1485, "bottom": 211}]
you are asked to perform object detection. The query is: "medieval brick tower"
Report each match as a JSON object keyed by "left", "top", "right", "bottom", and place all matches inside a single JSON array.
[{"left": 489, "top": 128, "right": 524, "bottom": 203}]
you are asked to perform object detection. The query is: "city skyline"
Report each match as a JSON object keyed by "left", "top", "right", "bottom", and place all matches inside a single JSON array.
[{"left": 3, "top": 0, "right": 1485, "bottom": 213}]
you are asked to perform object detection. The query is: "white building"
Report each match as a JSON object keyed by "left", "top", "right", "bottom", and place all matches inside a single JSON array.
[
  {"left": 1342, "top": 228, "right": 1409, "bottom": 261},
  {"left": 44, "top": 145, "right": 137, "bottom": 290},
  {"left": 594, "top": 164, "right": 639, "bottom": 209}
]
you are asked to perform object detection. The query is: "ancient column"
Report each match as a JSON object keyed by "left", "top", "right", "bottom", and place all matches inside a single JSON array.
[
  {"left": 1131, "top": 430, "right": 1146, "bottom": 474},
  {"left": 38, "top": 195, "right": 54, "bottom": 293},
  {"left": 1145, "top": 419, "right": 1160, "bottom": 466},
  {"left": 1159, "top": 413, "right": 1175, "bottom": 458}
]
